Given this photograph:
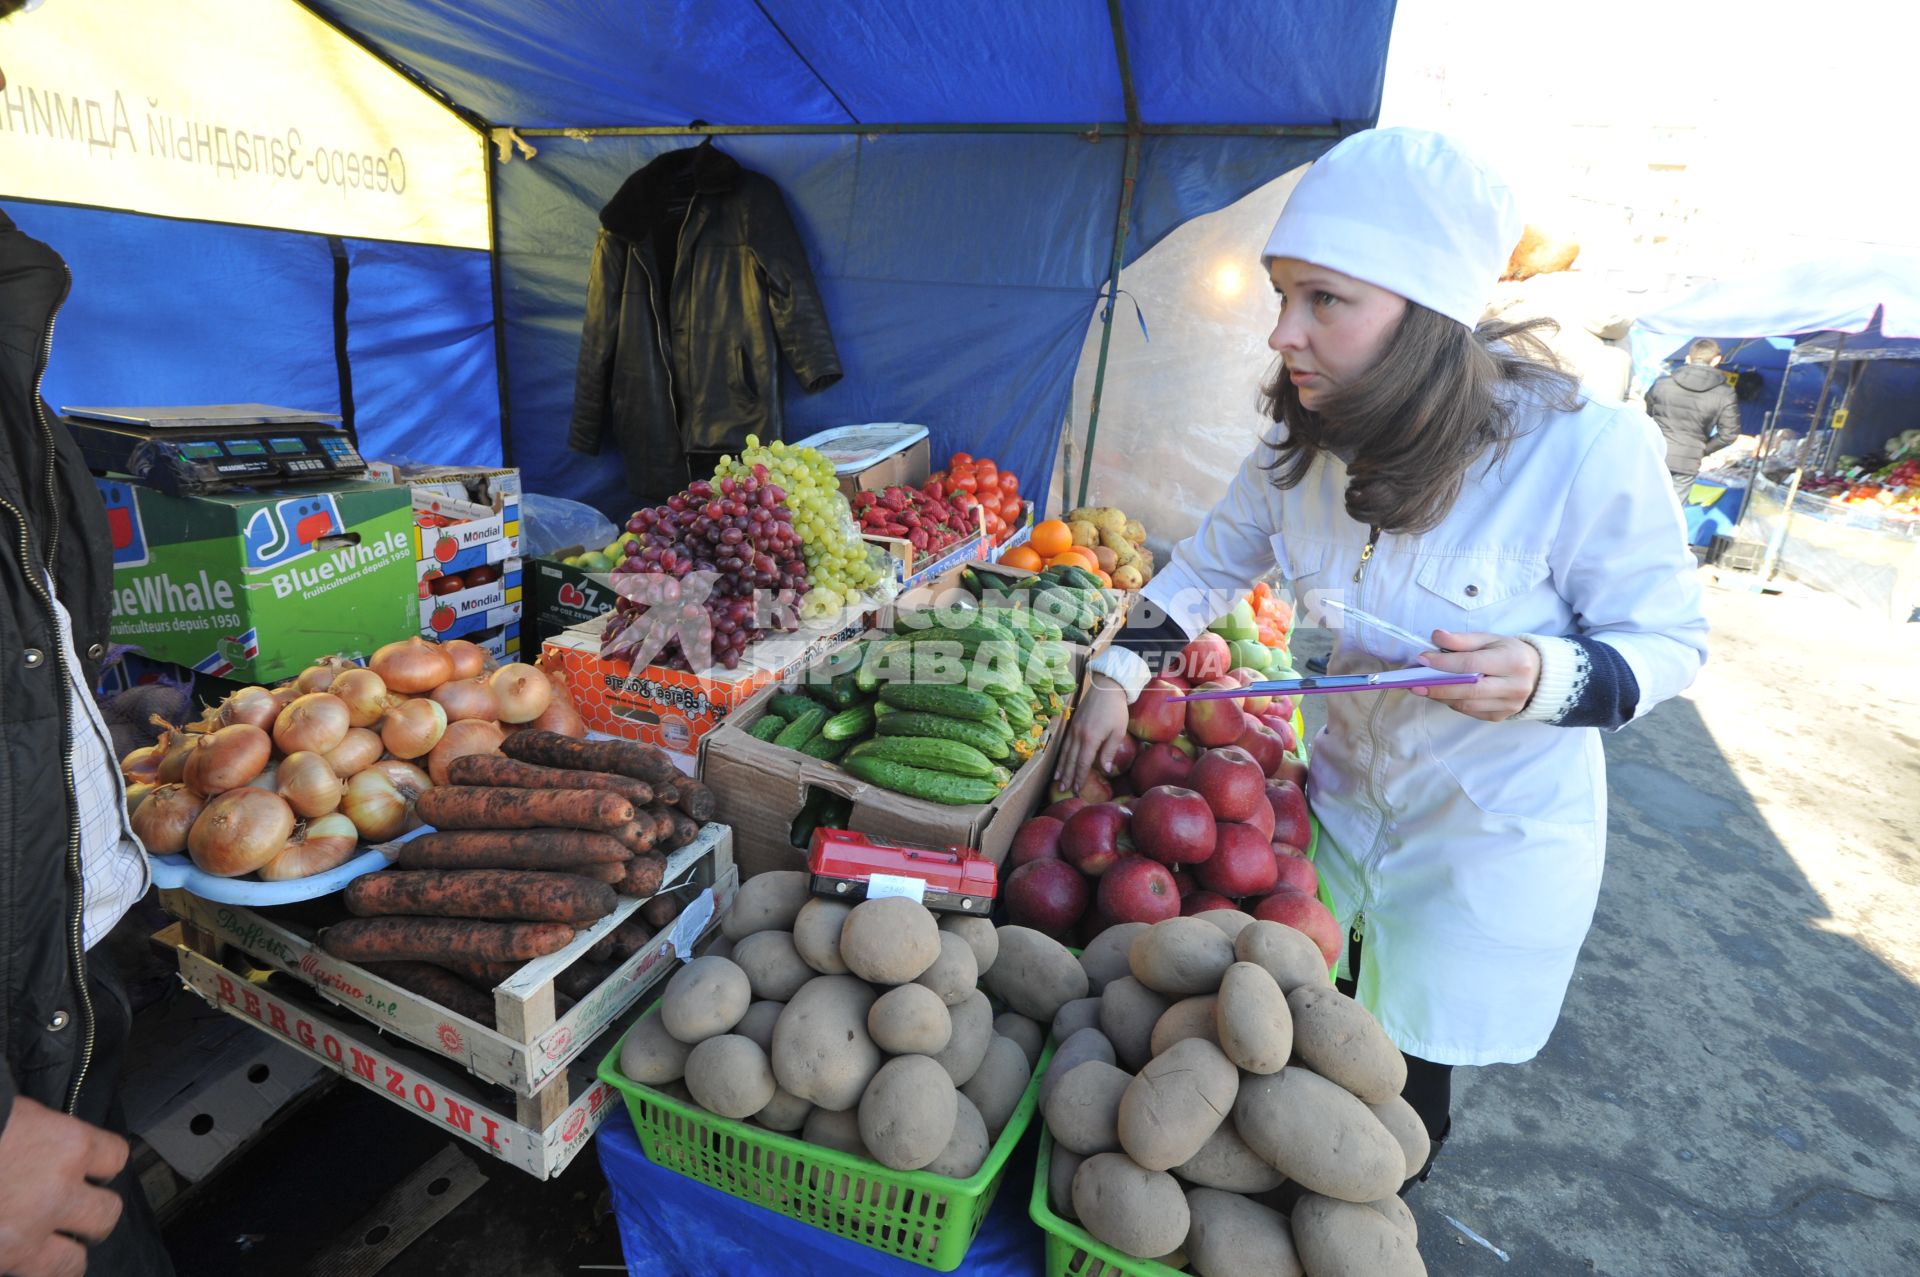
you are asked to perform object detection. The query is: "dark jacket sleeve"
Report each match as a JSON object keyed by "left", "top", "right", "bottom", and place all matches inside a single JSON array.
[
  {"left": 1704, "top": 387, "right": 1742, "bottom": 456},
  {"left": 748, "top": 186, "right": 842, "bottom": 393},
  {"left": 567, "top": 229, "right": 625, "bottom": 455},
  {"left": 0, "top": 1064, "right": 15, "bottom": 1143}
]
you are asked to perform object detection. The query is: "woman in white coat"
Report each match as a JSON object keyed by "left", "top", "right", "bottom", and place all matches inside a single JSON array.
[{"left": 1058, "top": 128, "right": 1708, "bottom": 1184}]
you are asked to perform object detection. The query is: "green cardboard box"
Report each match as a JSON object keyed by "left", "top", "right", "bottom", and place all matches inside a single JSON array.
[
  {"left": 529, "top": 557, "right": 616, "bottom": 650},
  {"left": 96, "top": 477, "right": 418, "bottom": 682}
]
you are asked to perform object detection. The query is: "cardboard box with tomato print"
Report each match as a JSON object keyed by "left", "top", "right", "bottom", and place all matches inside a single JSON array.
[{"left": 420, "top": 556, "right": 523, "bottom": 646}]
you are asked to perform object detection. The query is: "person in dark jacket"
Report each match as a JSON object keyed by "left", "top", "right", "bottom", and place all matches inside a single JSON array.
[
  {"left": 1645, "top": 338, "right": 1743, "bottom": 501},
  {"left": 1, "top": 135, "right": 177, "bottom": 1277},
  {"left": 568, "top": 141, "right": 842, "bottom": 504}
]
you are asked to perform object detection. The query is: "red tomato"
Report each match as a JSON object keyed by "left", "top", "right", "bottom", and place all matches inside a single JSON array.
[
  {"left": 998, "top": 471, "right": 1020, "bottom": 494},
  {"left": 953, "top": 472, "right": 979, "bottom": 494},
  {"left": 999, "top": 495, "right": 1022, "bottom": 522},
  {"left": 976, "top": 461, "right": 998, "bottom": 483},
  {"left": 950, "top": 452, "right": 974, "bottom": 468}
]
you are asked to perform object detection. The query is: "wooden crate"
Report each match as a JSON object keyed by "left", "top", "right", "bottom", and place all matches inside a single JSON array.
[
  {"left": 159, "top": 823, "right": 736, "bottom": 1109},
  {"left": 166, "top": 932, "right": 630, "bottom": 1179}
]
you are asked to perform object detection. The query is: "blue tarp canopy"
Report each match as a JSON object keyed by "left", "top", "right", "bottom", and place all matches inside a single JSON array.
[{"left": 22, "top": 1, "right": 1395, "bottom": 520}]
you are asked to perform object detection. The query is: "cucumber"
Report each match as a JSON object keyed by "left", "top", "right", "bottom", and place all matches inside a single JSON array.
[
  {"left": 769, "top": 693, "right": 818, "bottom": 722},
  {"left": 821, "top": 703, "right": 875, "bottom": 741},
  {"left": 846, "top": 735, "right": 997, "bottom": 778},
  {"left": 798, "top": 732, "right": 848, "bottom": 761},
  {"left": 774, "top": 704, "right": 830, "bottom": 750},
  {"left": 843, "top": 756, "right": 1001, "bottom": 805},
  {"left": 749, "top": 715, "right": 787, "bottom": 742},
  {"left": 876, "top": 682, "right": 1002, "bottom": 724},
  {"left": 875, "top": 712, "right": 1011, "bottom": 759}
]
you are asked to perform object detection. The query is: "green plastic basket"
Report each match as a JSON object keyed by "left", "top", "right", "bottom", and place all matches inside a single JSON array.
[
  {"left": 1030, "top": 1131, "right": 1184, "bottom": 1277},
  {"left": 597, "top": 1012, "right": 1055, "bottom": 1271}
]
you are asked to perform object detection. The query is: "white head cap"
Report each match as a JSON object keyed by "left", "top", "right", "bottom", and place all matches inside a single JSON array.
[{"left": 1262, "top": 127, "right": 1521, "bottom": 329}]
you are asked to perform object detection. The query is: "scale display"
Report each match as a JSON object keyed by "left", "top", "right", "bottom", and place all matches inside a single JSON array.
[{"left": 65, "top": 403, "right": 367, "bottom": 496}]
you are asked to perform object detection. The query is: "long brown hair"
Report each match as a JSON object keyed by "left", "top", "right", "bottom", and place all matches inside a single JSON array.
[{"left": 1259, "top": 305, "right": 1579, "bottom": 534}]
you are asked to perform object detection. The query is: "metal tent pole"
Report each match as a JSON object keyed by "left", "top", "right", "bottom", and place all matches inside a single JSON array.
[
  {"left": 1738, "top": 347, "right": 1801, "bottom": 525},
  {"left": 1760, "top": 335, "right": 1845, "bottom": 582},
  {"left": 1077, "top": 0, "right": 1142, "bottom": 511}
]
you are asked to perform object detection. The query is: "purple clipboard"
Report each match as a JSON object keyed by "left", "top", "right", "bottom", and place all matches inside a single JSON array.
[{"left": 1169, "top": 668, "right": 1482, "bottom": 701}]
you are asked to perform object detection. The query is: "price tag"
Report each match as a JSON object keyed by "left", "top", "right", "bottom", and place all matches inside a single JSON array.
[
  {"left": 865, "top": 873, "right": 928, "bottom": 904},
  {"left": 668, "top": 888, "right": 716, "bottom": 960}
]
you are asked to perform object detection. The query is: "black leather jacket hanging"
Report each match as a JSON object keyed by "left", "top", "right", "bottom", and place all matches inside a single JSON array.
[{"left": 568, "top": 143, "right": 842, "bottom": 499}]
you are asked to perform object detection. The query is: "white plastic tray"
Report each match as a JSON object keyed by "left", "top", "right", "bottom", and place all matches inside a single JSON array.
[{"left": 143, "top": 824, "right": 427, "bottom": 905}]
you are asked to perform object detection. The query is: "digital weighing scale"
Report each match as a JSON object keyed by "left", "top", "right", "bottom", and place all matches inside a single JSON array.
[{"left": 64, "top": 403, "right": 366, "bottom": 496}]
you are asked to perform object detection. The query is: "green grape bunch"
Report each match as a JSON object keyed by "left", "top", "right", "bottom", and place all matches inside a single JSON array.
[{"left": 714, "top": 435, "right": 887, "bottom": 619}]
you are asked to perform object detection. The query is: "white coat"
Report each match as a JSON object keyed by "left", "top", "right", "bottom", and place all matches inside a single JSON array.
[{"left": 1140, "top": 389, "right": 1708, "bottom": 1065}]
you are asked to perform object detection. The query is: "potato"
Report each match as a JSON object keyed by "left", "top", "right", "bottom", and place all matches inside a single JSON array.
[
  {"left": 1079, "top": 921, "right": 1150, "bottom": 994},
  {"left": 1363, "top": 1193, "right": 1419, "bottom": 1243},
  {"left": 929, "top": 989, "right": 994, "bottom": 1086},
  {"left": 1193, "top": 909, "right": 1256, "bottom": 943},
  {"left": 839, "top": 897, "right": 942, "bottom": 984},
  {"left": 771, "top": 976, "right": 882, "bottom": 1110},
  {"left": 1099, "top": 977, "right": 1172, "bottom": 1072},
  {"left": 1150, "top": 995, "right": 1219, "bottom": 1057},
  {"left": 1232, "top": 1068, "right": 1405, "bottom": 1203},
  {"left": 1072, "top": 1153, "right": 1192, "bottom": 1260},
  {"left": 722, "top": 870, "right": 810, "bottom": 940},
  {"left": 1290, "top": 1193, "right": 1426, "bottom": 1277},
  {"left": 699, "top": 935, "right": 735, "bottom": 961},
  {"left": 1116, "top": 1038, "right": 1239, "bottom": 1171},
  {"left": 753, "top": 1086, "right": 812, "bottom": 1132},
  {"left": 1048, "top": 1146, "right": 1085, "bottom": 1220},
  {"left": 1366, "top": 1094, "right": 1430, "bottom": 1183},
  {"left": 1129, "top": 917, "right": 1236, "bottom": 997},
  {"left": 1215, "top": 962, "right": 1292, "bottom": 1075},
  {"left": 1040, "top": 1026, "right": 1117, "bottom": 1108},
  {"left": 733, "top": 1000, "right": 785, "bottom": 1054},
  {"left": 858, "top": 1055, "right": 958, "bottom": 1171},
  {"left": 731, "top": 930, "right": 814, "bottom": 1003},
  {"left": 1286, "top": 985, "right": 1406, "bottom": 1104},
  {"left": 914, "top": 930, "right": 980, "bottom": 1006},
  {"left": 791, "top": 898, "right": 853, "bottom": 975},
  {"left": 1234, "top": 920, "right": 1330, "bottom": 993},
  {"left": 684, "top": 1034, "right": 777, "bottom": 1119},
  {"left": 803, "top": 1106, "right": 870, "bottom": 1159},
  {"left": 938, "top": 913, "right": 998, "bottom": 976},
  {"left": 1042, "top": 1060, "right": 1132, "bottom": 1156},
  {"left": 619, "top": 1012, "right": 693, "bottom": 1084},
  {"left": 924, "top": 1093, "right": 991, "bottom": 1179},
  {"left": 1182, "top": 1187, "right": 1302, "bottom": 1277},
  {"left": 959, "top": 1036, "right": 1032, "bottom": 1137},
  {"left": 654, "top": 1079, "right": 695, "bottom": 1105},
  {"left": 1052, "top": 996, "right": 1103, "bottom": 1043},
  {"left": 984, "top": 926, "right": 1088, "bottom": 1023},
  {"left": 1172, "top": 1119, "right": 1287, "bottom": 1193},
  {"left": 994, "top": 1012, "right": 1045, "bottom": 1069},
  {"left": 867, "top": 983, "right": 954, "bottom": 1055},
  {"left": 660, "top": 956, "right": 751, "bottom": 1044}
]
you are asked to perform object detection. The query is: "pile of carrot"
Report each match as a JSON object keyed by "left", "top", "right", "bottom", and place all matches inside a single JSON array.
[{"left": 319, "top": 731, "right": 718, "bottom": 1022}]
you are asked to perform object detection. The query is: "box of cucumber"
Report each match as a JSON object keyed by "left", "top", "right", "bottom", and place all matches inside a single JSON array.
[{"left": 697, "top": 605, "right": 1088, "bottom": 880}]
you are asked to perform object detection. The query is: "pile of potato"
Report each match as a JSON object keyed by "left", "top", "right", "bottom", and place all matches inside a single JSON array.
[
  {"left": 618, "top": 873, "right": 1081, "bottom": 1178},
  {"left": 1039, "top": 913, "right": 1428, "bottom": 1276}
]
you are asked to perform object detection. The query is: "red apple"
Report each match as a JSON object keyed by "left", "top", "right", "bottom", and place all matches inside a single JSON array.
[
  {"left": 1257, "top": 712, "right": 1299, "bottom": 752},
  {"left": 1179, "top": 633, "right": 1233, "bottom": 684},
  {"left": 1129, "top": 786, "right": 1218, "bottom": 866},
  {"left": 1043, "top": 797, "right": 1089, "bottom": 823},
  {"left": 1275, "top": 754, "right": 1308, "bottom": 787},
  {"left": 1097, "top": 855, "right": 1181, "bottom": 924},
  {"left": 1180, "top": 890, "right": 1237, "bottom": 916},
  {"left": 1196, "top": 821, "right": 1280, "bottom": 898},
  {"left": 1168, "top": 864, "right": 1192, "bottom": 896},
  {"left": 1007, "top": 817, "right": 1066, "bottom": 869},
  {"left": 1157, "top": 673, "right": 1191, "bottom": 693},
  {"left": 1060, "top": 803, "right": 1134, "bottom": 877},
  {"left": 1189, "top": 747, "right": 1266, "bottom": 823},
  {"left": 1107, "top": 774, "right": 1137, "bottom": 799},
  {"left": 1005, "top": 859, "right": 1090, "bottom": 934},
  {"left": 1049, "top": 771, "right": 1113, "bottom": 807},
  {"left": 1271, "top": 847, "right": 1320, "bottom": 897},
  {"left": 1252, "top": 890, "right": 1341, "bottom": 966},
  {"left": 1242, "top": 794, "right": 1276, "bottom": 843},
  {"left": 1186, "top": 684, "right": 1248, "bottom": 749},
  {"left": 1170, "top": 734, "right": 1199, "bottom": 759},
  {"left": 1130, "top": 742, "right": 1193, "bottom": 792},
  {"left": 1227, "top": 669, "right": 1270, "bottom": 712},
  {"left": 1128, "top": 680, "right": 1188, "bottom": 743},
  {"left": 1103, "top": 735, "right": 1140, "bottom": 777},
  {"left": 1269, "top": 694, "right": 1295, "bottom": 720},
  {"left": 1235, "top": 719, "right": 1288, "bottom": 777},
  {"left": 1264, "top": 779, "right": 1311, "bottom": 849}
]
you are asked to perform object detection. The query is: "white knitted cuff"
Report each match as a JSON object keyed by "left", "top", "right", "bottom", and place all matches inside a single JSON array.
[
  {"left": 1088, "top": 645, "right": 1155, "bottom": 702},
  {"left": 1514, "top": 634, "right": 1587, "bottom": 724}
]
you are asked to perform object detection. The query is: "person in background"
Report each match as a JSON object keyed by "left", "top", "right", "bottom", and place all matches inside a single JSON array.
[
  {"left": 1, "top": 4, "right": 178, "bottom": 1273},
  {"left": 1645, "top": 337, "right": 1743, "bottom": 501}
]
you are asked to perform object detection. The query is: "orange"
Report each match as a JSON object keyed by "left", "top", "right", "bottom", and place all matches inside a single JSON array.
[
  {"left": 1094, "top": 568, "right": 1114, "bottom": 588},
  {"left": 1001, "top": 544, "right": 1043, "bottom": 571},
  {"left": 1030, "top": 518, "right": 1072, "bottom": 558},
  {"left": 1047, "top": 550, "right": 1095, "bottom": 572}
]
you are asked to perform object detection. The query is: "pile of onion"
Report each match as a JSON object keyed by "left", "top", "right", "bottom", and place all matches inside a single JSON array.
[{"left": 117, "top": 637, "right": 585, "bottom": 881}]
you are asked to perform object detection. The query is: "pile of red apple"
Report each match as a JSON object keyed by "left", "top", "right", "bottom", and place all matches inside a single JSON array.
[{"left": 1003, "top": 631, "right": 1341, "bottom": 965}]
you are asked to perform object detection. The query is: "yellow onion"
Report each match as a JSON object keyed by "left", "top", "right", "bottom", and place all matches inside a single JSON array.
[
  {"left": 154, "top": 727, "right": 199, "bottom": 785},
  {"left": 525, "top": 669, "right": 586, "bottom": 738},
  {"left": 294, "top": 655, "right": 358, "bottom": 695},
  {"left": 278, "top": 751, "right": 345, "bottom": 819},
  {"left": 274, "top": 693, "right": 351, "bottom": 756},
  {"left": 124, "top": 782, "right": 156, "bottom": 820},
  {"left": 322, "top": 727, "right": 383, "bottom": 778},
  {"left": 430, "top": 676, "right": 500, "bottom": 723},
  {"left": 218, "top": 685, "right": 279, "bottom": 731},
  {"left": 489, "top": 664, "right": 553, "bottom": 724},
  {"left": 257, "top": 813, "right": 360, "bottom": 881},
  {"left": 442, "top": 639, "right": 489, "bottom": 681},
  {"left": 187, "top": 788, "right": 294, "bottom": 876},
  {"left": 370, "top": 636, "right": 453, "bottom": 694},
  {"left": 331, "top": 668, "right": 398, "bottom": 728},
  {"left": 121, "top": 743, "right": 165, "bottom": 785},
  {"left": 342, "top": 764, "right": 427, "bottom": 842},
  {"left": 246, "top": 764, "right": 279, "bottom": 792},
  {"left": 131, "top": 783, "right": 205, "bottom": 853},
  {"left": 269, "top": 685, "right": 303, "bottom": 714},
  {"left": 380, "top": 698, "right": 447, "bottom": 760},
  {"left": 426, "top": 719, "right": 505, "bottom": 786},
  {"left": 183, "top": 723, "right": 272, "bottom": 795}
]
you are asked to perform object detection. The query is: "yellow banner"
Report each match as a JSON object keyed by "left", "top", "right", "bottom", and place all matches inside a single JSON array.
[{"left": 0, "top": 0, "right": 489, "bottom": 250}]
